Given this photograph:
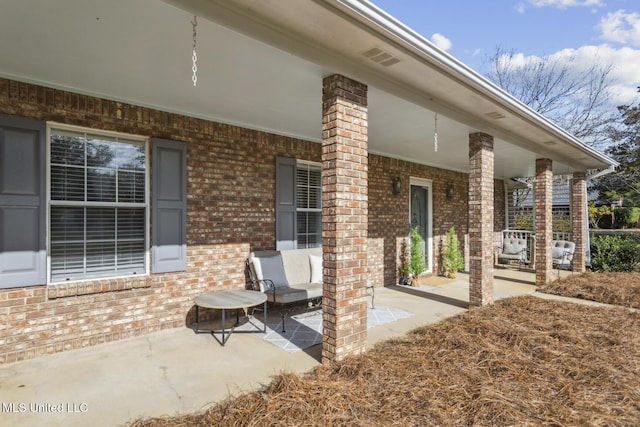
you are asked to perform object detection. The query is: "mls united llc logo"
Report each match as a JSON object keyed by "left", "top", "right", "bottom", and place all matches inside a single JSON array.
[{"left": 2, "top": 402, "right": 88, "bottom": 413}]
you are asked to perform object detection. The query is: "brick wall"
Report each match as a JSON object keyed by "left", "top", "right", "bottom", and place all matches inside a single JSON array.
[
  {"left": 0, "top": 78, "right": 321, "bottom": 364},
  {"left": 0, "top": 78, "right": 506, "bottom": 364},
  {"left": 368, "top": 155, "right": 505, "bottom": 285}
]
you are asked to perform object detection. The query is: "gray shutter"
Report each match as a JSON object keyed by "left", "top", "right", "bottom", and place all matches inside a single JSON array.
[
  {"left": 0, "top": 115, "right": 46, "bottom": 288},
  {"left": 275, "top": 156, "right": 296, "bottom": 250},
  {"left": 152, "top": 138, "right": 187, "bottom": 273}
]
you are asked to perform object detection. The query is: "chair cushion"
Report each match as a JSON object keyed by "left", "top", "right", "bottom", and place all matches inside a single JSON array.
[
  {"left": 252, "top": 255, "right": 289, "bottom": 289},
  {"left": 309, "top": 254, "right": 322, "bottom": 284},
  {"left": 552, "top": 240, "right": 575, "bottom": 263},
  {"left": 503, "top": 239, "right": 526, "bottom": 255},
  {"left": 552, "top": 246, "right": 565, "bottom": 260},
  {"left": 271, "top": 283, "right": 323, "bottom": 304}
]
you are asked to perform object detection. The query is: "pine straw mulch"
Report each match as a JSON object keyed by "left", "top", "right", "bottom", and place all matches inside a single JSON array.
[
  {"left": 538, "top": 271, "right": 640, "bottom": 309},
  {"left": 130, "top": 281, "right": 640, "bottom": 427}
]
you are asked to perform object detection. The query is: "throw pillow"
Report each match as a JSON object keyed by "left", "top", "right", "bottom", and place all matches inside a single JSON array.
[{"left": 309, "top": 254, "right": 322, "bottom": 283}]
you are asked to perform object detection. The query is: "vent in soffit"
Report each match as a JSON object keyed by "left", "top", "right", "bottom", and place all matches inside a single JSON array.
[
  {"left": 485, "top": 111, "right": 506, "bottom": 120},
  {"left": 362, "top": 47, "right": 400, "bottom": 67}
]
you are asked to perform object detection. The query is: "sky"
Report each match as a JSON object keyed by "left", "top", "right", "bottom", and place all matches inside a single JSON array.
[{"left": 370, "top": 0, "right": 640, "bottom": 107}]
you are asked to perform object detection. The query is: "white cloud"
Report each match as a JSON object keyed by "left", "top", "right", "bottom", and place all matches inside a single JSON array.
[
  {"left": 431, "top": 33, "right": 452, "bottom": 51},
  {"left": 499, "top": 45, "right": 640, "bottom": 106},
  {"left": 598, "top": 10, "right": 640, "bottom": 47},
  {"left": 516, "top": 0, "right": 604, "bottom": 13}
]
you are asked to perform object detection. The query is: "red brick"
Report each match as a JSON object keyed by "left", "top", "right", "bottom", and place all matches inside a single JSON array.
[{"left": 535, "top": 158, "right": 554, "bottom": 285}]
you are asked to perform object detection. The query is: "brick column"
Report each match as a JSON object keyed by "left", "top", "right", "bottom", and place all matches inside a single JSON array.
[
  {"left": 468, "top": 133, "right": 494, "bottom": 307},
  {"left": 571, "top": 172, "right": 587, "bottom": 273},
  {"left": 535, "top": 158, "right": 553, "bottom": 285},
  {"left": 321, "top": 74, "right": 368, "bottom": 363}
]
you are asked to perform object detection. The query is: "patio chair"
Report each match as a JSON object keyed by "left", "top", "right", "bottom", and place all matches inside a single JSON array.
[
  {"left": 497, "top": 237, "right": 528, "bottom": 268},
  {"left": 552, "top": 240, "right": 575, "bottom": 276}
]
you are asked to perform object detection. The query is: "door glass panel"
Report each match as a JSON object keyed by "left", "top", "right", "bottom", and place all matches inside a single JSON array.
[{"left": 410, "top": 185, "right": 429, "bottom": 271}]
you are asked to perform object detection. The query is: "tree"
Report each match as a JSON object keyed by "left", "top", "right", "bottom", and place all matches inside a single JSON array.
[
  {"left": 484, "top": 47, "right": 618, "bottom": 149},
  {"left": 441, "top": 227, "right": 464, "bottom": 278},
  {"left": 591, "top": 91, "right": 640, "bottom": 206},
  {"left": 588, "top": 202, "right": 612, "bottom": 229},
  {"left": 402, "top": 226, "right": 426, "bottom": 284}
]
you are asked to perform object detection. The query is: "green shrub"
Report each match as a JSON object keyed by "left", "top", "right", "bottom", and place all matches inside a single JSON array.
[
  {"left": 552, "top": 213, "right": 571, "bottom": 233},
  {"left": 403, "top": 226, "right": 426, "bottom": 277},
  {"left": 513, "top": 213, "right": 533, "bottom": 230},
  {"left": 442, "top": 227, "right": 464, "bottom": 278},
  {"left": 613, "top": 207, "right": 640, "bottom": 229},
  {"left": 590, "top": 233, "right": 640, "bottom": 272}
]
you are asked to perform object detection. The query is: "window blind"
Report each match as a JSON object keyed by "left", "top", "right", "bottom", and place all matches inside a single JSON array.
[
  {"left": 49, "top": 130, "right": 146, "bottom": 282},
  {"left": 296, "top": 162, "right": 322, "bottom": 248}
]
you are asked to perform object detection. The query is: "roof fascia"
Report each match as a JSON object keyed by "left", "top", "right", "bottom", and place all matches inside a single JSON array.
[{"left": 325, "top": 0, "right": 618, "bottom": 168}]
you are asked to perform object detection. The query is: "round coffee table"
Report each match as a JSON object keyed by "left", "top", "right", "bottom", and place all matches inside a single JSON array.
[{"left": 193, "top": 289, "right": 267, "bottom": 346}]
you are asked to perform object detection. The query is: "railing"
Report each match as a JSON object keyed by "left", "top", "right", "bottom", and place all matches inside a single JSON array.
[
  {"left": 552, "top": 231, "right": 572, "bottom": 241},
  {"left": 499, "top": 230, "right": 573, "bottom": 268}
]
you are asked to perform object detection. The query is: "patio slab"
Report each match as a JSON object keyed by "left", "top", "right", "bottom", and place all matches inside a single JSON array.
[{"left": 0, "top": 272, "right": 538, "bottom": 427}]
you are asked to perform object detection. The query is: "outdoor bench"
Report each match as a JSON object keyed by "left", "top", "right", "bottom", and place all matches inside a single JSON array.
[
  {"left": 498, "top": 236, "right": 529, "bottom": 266},
  {"left": 247, "top": 247, "right": 375, "bottom": 332},
  {"left": 247, "top": 247, "right": 324, "bottom": 332}
]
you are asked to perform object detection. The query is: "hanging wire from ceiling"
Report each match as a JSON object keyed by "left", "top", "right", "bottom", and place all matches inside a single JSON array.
[
  {"left": 191, "top": 16, "right": 198, "bottom": 86},
  {"left": 434, "top": 113, "right": 438, "bottom": 152}
]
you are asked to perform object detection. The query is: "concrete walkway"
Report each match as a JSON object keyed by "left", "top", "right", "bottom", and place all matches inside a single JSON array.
[{"left": 1, "top": 272, "right": 539, "bottom": 427}]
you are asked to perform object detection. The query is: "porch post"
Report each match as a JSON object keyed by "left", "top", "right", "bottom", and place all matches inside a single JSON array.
[
  {"left": 321, "top": 74, "right": 368, "bottom": 363},
  {"left": 468, "top": 132, "right": 494, "bottom": 307},
  {"left": 535, "top": 158, "right": 553, "bottom": 285},
  {"left": 571, "top": 172, "right": 587, "bottom": 273}
]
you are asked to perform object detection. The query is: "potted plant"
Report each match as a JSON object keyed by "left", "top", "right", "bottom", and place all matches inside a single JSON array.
[
  {"left": 442, "top": 226, "right": 464, "bottom": 278},
  {"left": 398, "top": 238, "right": 409, "bottom": 285},
  {"left": 402, "top": 226, "right": 427, "bottom": 286}
]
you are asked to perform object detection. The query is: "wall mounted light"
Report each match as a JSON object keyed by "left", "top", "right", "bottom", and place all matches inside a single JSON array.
[
  {"left": 446, "top": 185, "right": 454, "bottom": 200},
  {"left": 392, "top": 177, "right": 402, "bottom": 195}
]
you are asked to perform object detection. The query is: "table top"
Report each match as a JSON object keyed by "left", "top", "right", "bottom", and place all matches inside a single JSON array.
[{"left": 195, "top": 289, "right": 267, "bottom": 310}]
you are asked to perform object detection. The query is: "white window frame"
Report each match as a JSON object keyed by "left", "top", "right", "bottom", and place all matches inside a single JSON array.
[
  {"left": 296, "top": 160, "right": 322, "bottom": 249},
  {"left": 46, "top": 123, "right": 150, "bottom": 283}
]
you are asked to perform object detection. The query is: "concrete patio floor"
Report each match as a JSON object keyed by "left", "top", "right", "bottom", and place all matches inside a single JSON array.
[{"left": 1, "top": 270, "right": 547, "bottom": 427}]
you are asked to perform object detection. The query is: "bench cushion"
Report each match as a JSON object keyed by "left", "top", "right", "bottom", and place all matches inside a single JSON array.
[
  {"left": 280, "top": 247, "right": 322, "bottom": 284},
  {"left": 252, "top": 255, "right": 289, "bottom": 289},
  {"left": 271, "top": 282, "right": 323, "bottom": 304}
]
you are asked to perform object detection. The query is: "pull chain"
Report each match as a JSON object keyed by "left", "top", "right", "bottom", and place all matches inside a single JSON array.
[{"left": 191, "top": 16, "right": 198, "bottom": 86}]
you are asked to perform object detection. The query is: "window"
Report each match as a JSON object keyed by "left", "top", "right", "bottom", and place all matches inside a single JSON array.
[
  {"left": 275, "top": 157, "right": 322, "bottom": 249},
  {"left": 296, "top": 161, "right": 322, "bottom": 248},
  {"left": 48, "top": 127, "right": 147, "bottom": 282}
]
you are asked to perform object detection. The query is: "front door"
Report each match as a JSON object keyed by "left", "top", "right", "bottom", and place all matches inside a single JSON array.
[{"left": 409, "top": 179, "right": 433, "bottom": 273}]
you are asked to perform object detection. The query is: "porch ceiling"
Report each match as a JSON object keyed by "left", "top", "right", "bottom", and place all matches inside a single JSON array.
[{"left": 0, "top": 0, "right": 615, "bottom": 181}]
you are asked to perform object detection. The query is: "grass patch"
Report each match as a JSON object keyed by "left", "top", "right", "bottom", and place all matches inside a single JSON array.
[{"left": 130, "top": 273, "right": 640, "bottom": 426}]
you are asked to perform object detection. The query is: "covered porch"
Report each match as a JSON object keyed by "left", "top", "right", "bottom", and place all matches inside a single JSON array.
[
  {"left": 0, "top": 0, "right": 616, "bottom": 367},
  {"left": 1, "top": 272, "right": 541, "bottom": 427}
]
